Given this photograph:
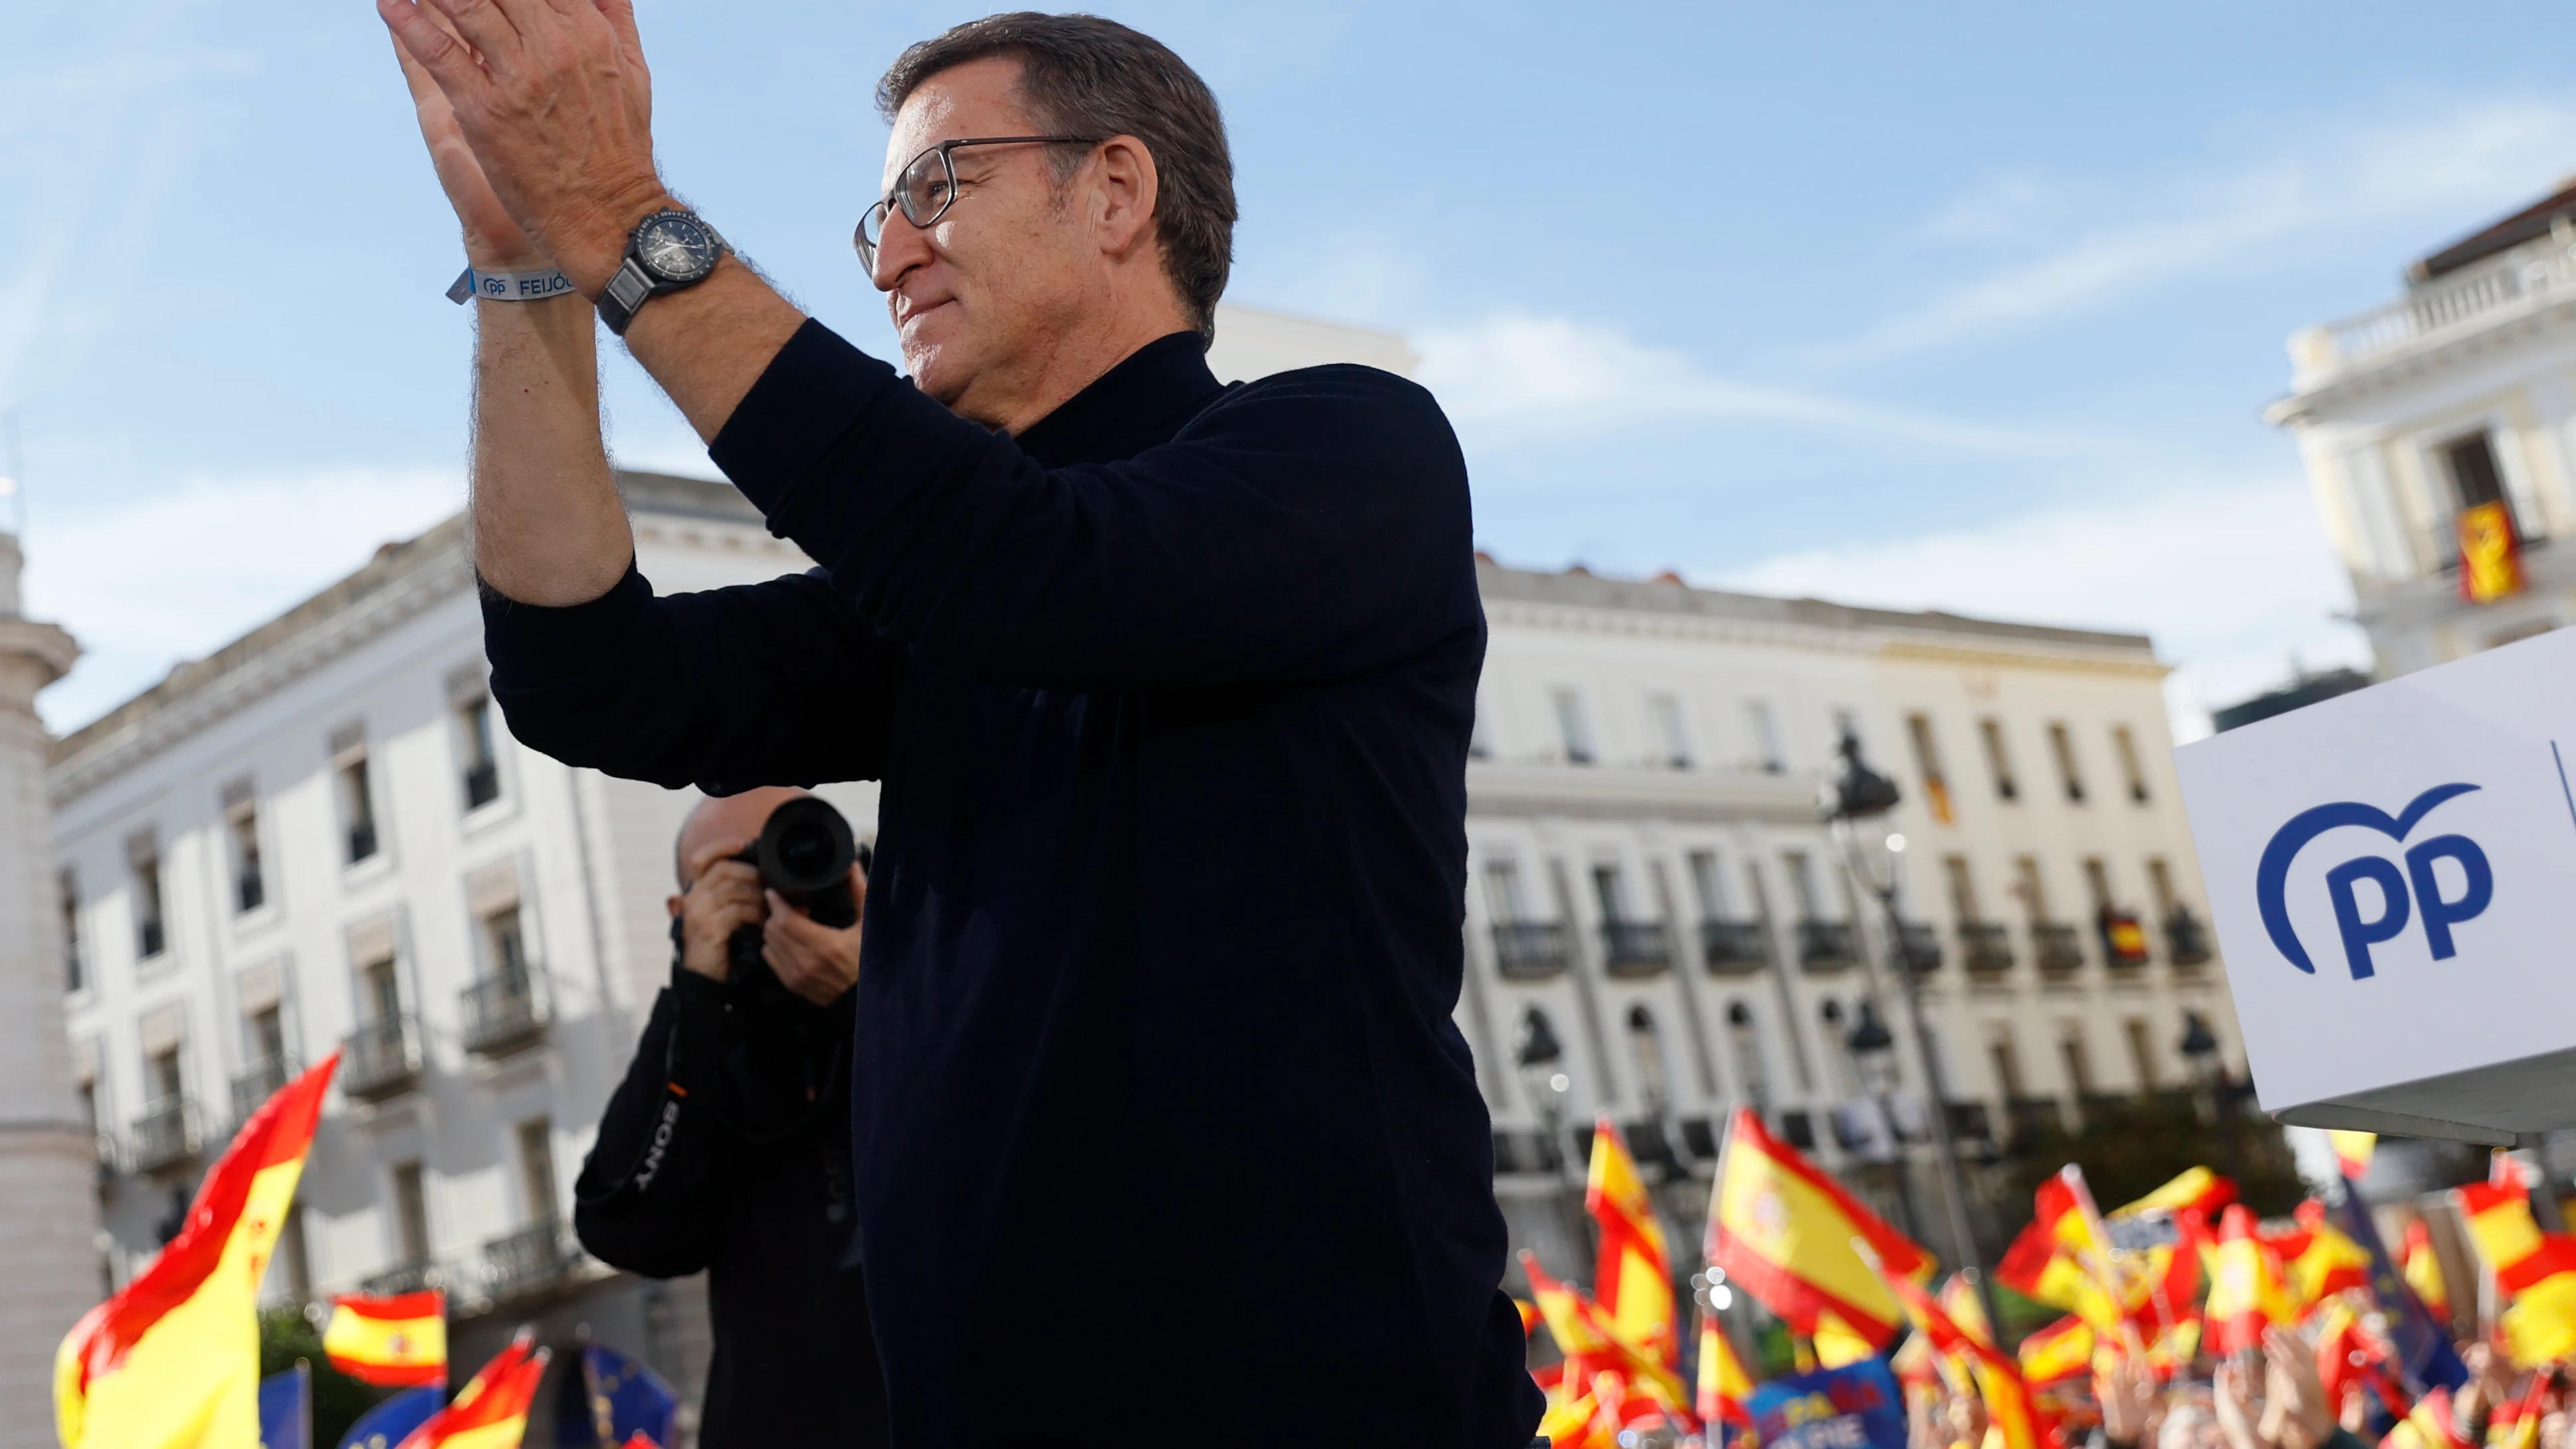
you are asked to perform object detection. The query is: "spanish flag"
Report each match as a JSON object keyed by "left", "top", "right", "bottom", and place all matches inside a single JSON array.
[
  {"left": 1704, "top": 1107, "right": 1931, "bottom": 1347},
  {"left": 2402, "top": 1218, "right": 2451, "bottom": 1325},
  {"left": 1694, "top": 1310, "right": 1754, "bottom": 1427},
  {"left": 2015, "top": 1315, "right": 2095, "bottom": 1386},
  {"left": 1871, "top": 1251, "right": 2048, "bottom": 1449},
  {"left": 2329, "top": 1132, "right": 2377, "bottom": 1183},
  {"left": 1518, "top": 1253, "right": 1690, "bottom": 1414},
  {"left": 2203, "top": 1204, "right": 2292, "bottom": 1356},
  {"left": 1995, "top": 1172, "right": 2124, "bottom": 1334},
  {"left": 2453, "top": 1181, "right": 2576, "bottom": 1295},
  {"left": 1585, "top": 1117, "right": 1677, "bottom": 1366},
  {"left": 2283, "top": 1200, "right": 2373, "bottom": 1310},
  {"left": 55, "top": 1053, "right": 337, "bottom": 1449},
  {"left": 325, "top": 1291, "right": 447, "bottom": 1387},
  {"left": 400, "top": 1331, "right": 549, "bottom": 1449},
  {"left": 2114, "top": 1165, "right": 2235, "bottom": 1221}
]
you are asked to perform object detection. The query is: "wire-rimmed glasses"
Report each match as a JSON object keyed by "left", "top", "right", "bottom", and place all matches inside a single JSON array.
[{"left": 854, "top": 134, "right": 1101, "bottom": 271}]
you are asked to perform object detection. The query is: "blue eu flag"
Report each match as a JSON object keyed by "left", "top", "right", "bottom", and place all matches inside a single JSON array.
[
  {"left": 581, "top": 1343, "right": 679, "bottom": 1449},
  {"left": 258, "top": 1364, "right": 310, "bottom": 1449},
  {"left": 2325, "top": 1172, "right": 2468, "bottom": 1395},
  {"left": 336, "top": 1383, "right": 444, "bottom": 1449}
]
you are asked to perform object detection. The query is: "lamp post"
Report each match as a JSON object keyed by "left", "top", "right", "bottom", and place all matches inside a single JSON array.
[
  {"left": 1823, "top": 730, "right": 2001, "bottom": 1331},
  {"left": 1846, "top": 998, "right": 1924, "bottom": 1241},
  {"left": 2178, "top": 1010, "right": 2241, "bottom": 1185},
  {"left": 1516, "top": 1008, "right": 1587, "bottom": 1243}
]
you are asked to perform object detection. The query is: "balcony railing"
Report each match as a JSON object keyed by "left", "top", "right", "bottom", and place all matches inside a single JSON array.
[
  {"left": 2298, "top": 236, "right": 2576, "bottom": 385},
  {"left": 1490, "top": 922, "right": 1569, "bottom": 979},
  {"left": 2166, "top": 908, "right": 2213, "bottom": 968},
  {"left": 1598, "top": 921, "right": 1670, "bottom": 977},
  {"left": 484, "top": 1219, "right": 583, "bottom": 1303},
  {"left": 461, "top": 971, "right": 548, "bottom": 1056},
  {"left": 1897, "top": 922, "right": 1942, "bottom": 975},
  {"left": 359, "top": 1258, "right": 440, "bottom": 1297},
  {"left": 1698, "top": 918, "right": 1770, "bottom": 975},
  {"left": 1959, "top": 923, "right": 2013, "bottom": 975},
  {"left": 1943, "top": 1100, "right": 1995, "bottom": 1144},
  {"left": 2030, "top": 922, "right": 2086, "bottom": 977},
  {"left": 2005, "top": 1096, "right": 2064, "bottom": 1141},
  {"left": 231, "top": 1054, "right": 297, "bottom": 1130},
  {"left": 343, "top": 1015, "right": 422, "bottom": 1101},
  {"left": 128, "top": 1096, "right": 200, "bottom": 1175},
  {"left": 1796, "top": 919, "right": 1857, "bottom": 973}
]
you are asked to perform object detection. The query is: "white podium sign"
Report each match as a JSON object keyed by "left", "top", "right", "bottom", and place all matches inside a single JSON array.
[{"left": 2174, "top": 626, "right": 2576, "bottom": 1145}]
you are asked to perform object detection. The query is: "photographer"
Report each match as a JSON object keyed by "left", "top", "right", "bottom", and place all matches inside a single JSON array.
[{"left": 574, "top": 786, "right": 887, "bottom": 1447}]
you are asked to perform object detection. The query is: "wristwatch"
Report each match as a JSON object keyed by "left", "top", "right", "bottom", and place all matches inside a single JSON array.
[{"left": 597, "top": 208, "right": 729, "bottom": 336}]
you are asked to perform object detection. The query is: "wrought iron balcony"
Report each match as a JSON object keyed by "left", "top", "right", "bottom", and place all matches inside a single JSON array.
[
  {"left": 2030, "top": 921, "right": 2086, "bottom": 976},
  {"left": 484, "top": 1219, "right": 582, "bottom": 1303},
  {"left": 2165, "top": 907, "right": 2213, "bottom": 967},
  {"left": 1490, "top": 922, "right": 1569, "bottom": 979},
  {"left": 128, "top": 1096, "right": 199, "bottom": 1175},
  {"left": 1959, "top": 923, "right": 2013, "bottom": 975},
  {"left": 231, "top": 1055, "right": 297, "bottom": 1130},
  {"left": 460, "top": 971, "right": 548, "bottom": 1056},
  {"left": 1897, "top": 921, "right": 1942, "bottom": 975},
  {"left": 1796, "top": 919, "right": 1856, "bottom": 973},
  {"left": 1598, "top": 921, "right": 1670, "bottom": 977},
  {"left": 360, "top": 1258, "right": 440, "bottom": 1297},
  {"left": 342, "top": 1015, "right": 422, "bottom": 1101},
  {"left": 1698, "top": 918, "right": 1770, "bottom": 975}
]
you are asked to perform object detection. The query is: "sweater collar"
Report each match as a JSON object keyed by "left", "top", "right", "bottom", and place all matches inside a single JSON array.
[{"left": 1013, "top": 331, "right": 1225, "bottom": 468}]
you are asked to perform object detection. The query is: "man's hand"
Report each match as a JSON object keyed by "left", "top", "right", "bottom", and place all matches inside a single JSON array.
[
  {"left": 2259, "top": 1325, "right": 2331, "bottom": 1449},
  {"left": 2100, "top": 1349, "right": 2158, "bottom": 1448},
  {"left": 386, "top": 5, "right": 545, "bottom": 267},
  {"left": 677, "top": 836, "right": 762, "bottom": 982},
  {"left": 377, "top": 0, "right": 663, "bottom": 293},
  {"left": 2214, "top": 1358, "right": 2272, "bottom": 1449},
  {"left": 762, "top": 864, "right": 866, "bottom": 1007}
]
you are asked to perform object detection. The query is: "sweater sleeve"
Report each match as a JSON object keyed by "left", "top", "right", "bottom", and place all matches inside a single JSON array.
[
  {"left": 482, "top": 564, "right": 905, "bottom": 792},
  {"left": 707, "top": 321, "right": 1478, "bottom": 693},
  {"left": 571, "top": 972, "right": 730, "bottom": 1278}
]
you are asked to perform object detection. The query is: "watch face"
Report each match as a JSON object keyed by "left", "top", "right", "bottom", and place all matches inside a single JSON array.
[{"left": 635, "top": 214, "right": 719, "bottom": 283}]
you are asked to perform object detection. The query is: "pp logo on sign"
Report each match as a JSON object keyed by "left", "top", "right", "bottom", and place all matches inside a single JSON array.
[{"left": 2255, "top": 783, "right": 2494, "bottom": 980}]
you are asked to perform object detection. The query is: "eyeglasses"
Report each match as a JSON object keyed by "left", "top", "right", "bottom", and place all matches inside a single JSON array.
[{"left": 854, "top": 134, "right": 1101, "bottom": 271}]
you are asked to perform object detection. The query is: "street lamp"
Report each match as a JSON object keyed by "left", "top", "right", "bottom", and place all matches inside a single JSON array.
[
  {"left": 2177, "top": 1010, "right": 2241, "bottom": 1184},
  {"left": 1822, "top": 729, "right": 2001, "bottom": 1331},
  {"left": 1845, "top": 999, "right": 1923, "bottom": 1241},
  {"left": 1515, "top": 1007, "right": 1589, "bottom": 1252}
]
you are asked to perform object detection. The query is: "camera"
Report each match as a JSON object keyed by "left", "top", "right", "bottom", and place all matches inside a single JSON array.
[{"left": 727, "top": 795, "right": 864, "bottom": 1009}]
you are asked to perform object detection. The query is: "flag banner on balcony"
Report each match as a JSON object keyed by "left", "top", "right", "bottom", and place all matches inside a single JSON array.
[
  {"left": 1743, "top": 1359, "right": 1908, "bottom": 1449},
  {"left": 325, "top": 1290, "right": 447, "bottom": 1387},
  {"left": 1585, "top": 1117, "right": 1677, "bottom": 1368},
  {"left": 397, "top": 1331, "right": 549, "bottom": 1449},
  {"left": 2459, "top": 500, "right": 2526, "bottom": 603},
  {"left": 1704, "top": 1106, "right": 1931, "bottom": 1347},
  {"left": 55, "top": 1052, "right": 339, "bottom": 1449},
  {"left": 259, "top": 1363, "right": 310, "bottom": 1449},
  {"left": 2100, "top": 911, "right": 2150, "bottom": 964},
  {"left": 337, "top": 1385, "right": 442, "bottom": 1449}
]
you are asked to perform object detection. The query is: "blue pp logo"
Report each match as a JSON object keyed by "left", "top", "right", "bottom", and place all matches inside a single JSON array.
[{"left": 2255, "top": 783, "right": 2495, "bottom": 980}]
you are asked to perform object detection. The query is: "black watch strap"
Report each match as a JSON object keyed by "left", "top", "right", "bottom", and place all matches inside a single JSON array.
[{"left": 597, "top": 258, "right": 657, "bottom": 337}]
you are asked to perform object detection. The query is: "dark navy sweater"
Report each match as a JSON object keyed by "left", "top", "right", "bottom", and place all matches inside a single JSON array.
[{"left": 482, "top": 321, "right": 1541, "bottom": 1446}]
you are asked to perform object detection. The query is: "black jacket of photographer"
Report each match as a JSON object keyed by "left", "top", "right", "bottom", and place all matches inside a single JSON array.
[
  {"left": 486, "top": 323, "right": 1541, "bottom": 1447},
  {"left": 574, "top": 952, "right": 888, "bottom": 1448}
]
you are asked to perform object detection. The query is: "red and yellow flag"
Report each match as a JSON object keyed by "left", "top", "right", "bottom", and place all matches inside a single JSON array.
[
  {"left": 1695, "top": 1311, "right": 1754, "bottom": 1428},
  {"left": 1519, "top": 1253, "right": 1690, "bottom": 1416},
  {"left": 1705, "top": 1107, "right": 1932, "bottom": 1347},
  {"left": 2283, "top": 1200, "right": 2372, "bottom": 1311},
  {"left": 1995, "top": 1172, "right": 2126, "bottom": 1335},
  {"left": 325, "top": 1290, "right": 447, "bottom": 1387},
  {"left": 2015, "top": 1315, "right": 2094, "bottom": 1386},
  {"left": 1873, "top": 1257, "right": 2048, "bottom": 1449},
  {"left": 397, "top": 1332, "right": 549, "bottom": 1449},
  {"left": 55, "top": 1053, "right": 337, "bottom": 1449},
  {"left": 2402, "top": 1218, "right": 2450, "bottom": 1325},
  {"left": 1586, "top": 1117, "right": 1677, "bottom": 1367},
  {"left": 2459, "top": 501, "right": 2525, "bottom": 604},
  {"left": 2203, "top": 1204, "right": 2293, "bottom": 1356},
  {"left": 2454, "top": 1181, "right": 2576, "bottom": 1295},
  {"left": 2329, "top": 1132, "right": 2377, "bottom": 1182},
  {"left": 2114, "top": 1166, "right": 2236, "bottom": 1221}
]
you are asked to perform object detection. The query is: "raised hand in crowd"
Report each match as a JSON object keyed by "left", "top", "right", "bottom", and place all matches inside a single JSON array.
[
  {"left": 2215, "top": 1357, "right": 2269, "bottom": 1449},
  {"left": 2100, "top": 1349, "right": 2164, "bottom": 1449},
  {"left": 2257, "top": 1325, "right": 2333, "bottom": 1449},
  {"left": 2456, "top": 1340, "right": 2515, "bottom": 1442}
]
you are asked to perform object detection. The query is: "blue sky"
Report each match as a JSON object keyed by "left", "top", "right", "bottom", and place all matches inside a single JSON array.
[{"left": 15, "top": 1, "right": 2576, "bottom": 732}]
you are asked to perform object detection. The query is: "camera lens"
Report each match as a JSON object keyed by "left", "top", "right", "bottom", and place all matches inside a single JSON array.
[{"left": 755, "top": 796, "right": 856, "bottom": 895}]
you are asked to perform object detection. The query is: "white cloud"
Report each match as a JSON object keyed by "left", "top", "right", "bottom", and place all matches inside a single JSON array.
[
  {"left": 26, "top": 468, "right": 465, "bottom": 732},
  {"left": 1816, "top": 96, "right": 2576, "bottom": 365},
  {"left": 1415, "top": 311, "right": 2093, "bottom": 457},
  {"left": 1712, "top": 476, "right": 2372, "bottom": 744}
]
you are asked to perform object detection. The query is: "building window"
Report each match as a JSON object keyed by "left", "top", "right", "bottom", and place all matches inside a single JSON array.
[
  {"left": 2124, "top": 1017, "right": 2159, "bottom": 1090},
  {"left": 275, "top": 1204, "right": 312, "bottom": 1300},
  {"left": 1550, "top": 688, "right": 1595, "bottom": 765},
  {"left": 2110, "top": 726, "right": 2150, "bottom": 804},
  {"left": 2012, "top": 855, "right": 2050, "bottom": 921},
  {"left": 1626, "top": 1008, "right": 1669, "bottom": 1114},
  {"left": 1782, "top": 851, "right": 1824, "bottom": 920},
  {"left": 144, "top": 1045, "right": 184, "bottom": 1108},
  {"left": 458, "top": 693, "right": 502, "bottom": 812},
  {"left": 2081, "top": 858, "right": 2113, "bottom": 917},
  {"left": 222, "top": 782, "right": 265, "bottom": 915},
  {"left": 2047, "top": 722, "right": 2085, "bottom": 803},
  {"left": 61, "top": 868, "right": 82, "bottom": 993},
  {"left": 1687, "top": 850, "right": 1728, "bottom": 917},
  {"left": 332, "top": 730, "right": 381, "bottom": 866},
  {"left": 128, "top": 832, "right": 166, "bottom": 962},
  {"left": 1590, "top": 864, "right": 1631, "bottom": 925},
  {"left": 1468, "top": 697, "right": 1494, "bottom": 760},
  {"left": 1978, "top": 718, "right": 2018, "bottom": 801},
  {"left": 2059, "top": 1025, "right": 2095, "bottom": 1096},
  {"left": 2146, "top": 858, "right": 2177, "bottom": 919},
  {"left": 1987, "top": 1026, "right": 2026, "bottom": 1098},
  {"left": 1647, "top": 693, "right": 1692, "bottom": 769},
  {"left": 1746, "top": 701, "right": 1786, "bottom": 774},
  {"left": 484, "top": 905, "right": 530, "bottom": 983},
  {"left": 1943, "top": 856, "right": 1979, "bottom": 923},
  {"left": 360, "top": 955, "right": 402, "bottom": 1024},
  {"left": 1906, "top": 713, "right": 1954, "bottom": 824},
  {"left": 2444, "top": 430, "right": 2509, "bottom": 514},
  {"left": 516, "top": 1118, "right": 559, "bottom": 1224},
  {"left": 1484, "top": 861, "right": 1528, "bottom": 923},
  {"left": 390, "top": 1161, "right": 430, "bottom": 1265},
  {"left": 1725, "top": 1001, "right": 1771, "bottom": 1108},
  {"left": 247, "top": 1004, "right": 287, "bottom": 1068}
]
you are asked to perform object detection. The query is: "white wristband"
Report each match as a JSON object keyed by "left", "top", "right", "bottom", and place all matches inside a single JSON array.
[{"left": 446, "top": 266, "right": 578, "bottom": 305}]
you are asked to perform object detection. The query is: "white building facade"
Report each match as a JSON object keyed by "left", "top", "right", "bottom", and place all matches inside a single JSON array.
[{"left": 2269, "top": 183, "right": 2576, "bottom": 676}]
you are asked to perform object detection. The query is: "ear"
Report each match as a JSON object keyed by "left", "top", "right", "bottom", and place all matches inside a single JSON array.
[
  {"left": 1086, "top": 134, "right": 1161, "bottom": 259},
  {"left": 666, "top": 893, "right": 684, "bottom": 917}
]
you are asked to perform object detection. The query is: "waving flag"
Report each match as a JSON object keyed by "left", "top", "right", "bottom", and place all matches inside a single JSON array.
[
  {"left": 1585, "top": 1118, "right": 1678, "bottom": 1366},
  {"left": 1995, "top": 1172, "right": 2128, "bottom": 1335},
  {"left": 1696, "top": 1310, "right": 1754, "bottom": 1428},
  {"left": 2317, "top": 1176, "right": 2466, "bottom": 1396},
  {"left": 397, "top": 1333, "right": 549, "bottom": 1449},
  {"left": 2114, "top": 1166, "right": 2235, "bottom": 1221},
  {"left": 1706, "top": 1107, "right": 1931, "bottom": 1347},
  {"left": 2330, "top": 1132, "right": 2378, "bottom": 1182},
  {"left": 2203, "top": 1204, "right": 2292, "bottom": 1355},
  {"left": 2454, "top": 1181, "right": 2576, "bottom": 1295},
  {"left": 2402, "top": 1219, "right": 2451, "bottom": 1325},
  {"left": 325, "top": 1291, "right": 446, "bottom": 1388},
  {"left": 578, "top": 1344, "right": 677, "bottom": 1449},
  {"left": 1519, "top": 1253, "right": 1690, "bottom": 1416},
  {"left": 55, "top": 1054, "right": 339, "bottom": 1449},
  {"left": 259, "top": 1364, "right": 311, "bottom": 1449},
  {"left": 1869, "top": 1252, "right": 2048, "bottom": 1449},
  {"left": 2015, "top": 1316, "right": 2094, "bottom": 1386},
  {"left": 337, "top": 1386, "right": 443, "bottom": 1449},
  {"left": 2284, "top": 1199, "right": 2373, "bottom": 1309}
]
